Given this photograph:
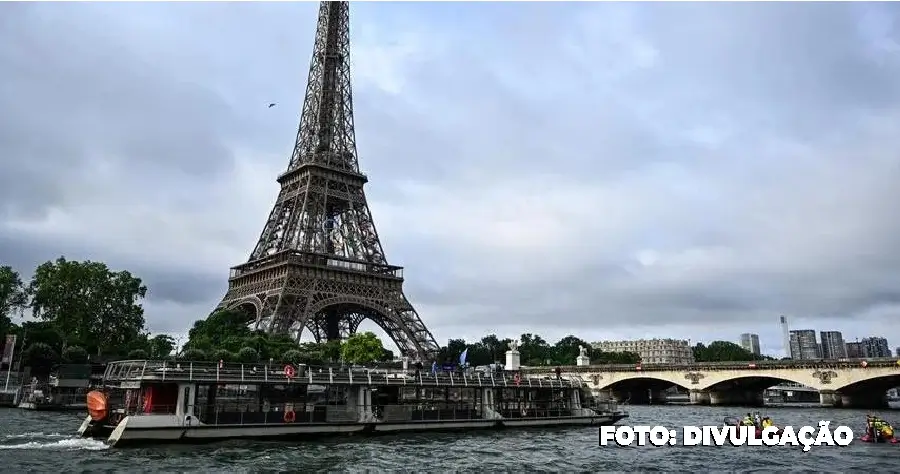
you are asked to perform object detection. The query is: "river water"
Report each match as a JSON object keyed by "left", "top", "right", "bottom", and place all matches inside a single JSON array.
[{"left": 1, "top": 405, "right": 898, "bottom": 472}]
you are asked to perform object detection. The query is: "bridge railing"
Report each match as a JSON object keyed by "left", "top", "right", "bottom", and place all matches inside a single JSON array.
[{"left": 521, "top": 358, "right": 900, "bottom": 373}]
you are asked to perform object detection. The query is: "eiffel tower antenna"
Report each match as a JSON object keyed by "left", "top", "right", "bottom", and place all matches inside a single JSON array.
[{"left": 216, "top": 1, "right": 439, "bottom": 360}]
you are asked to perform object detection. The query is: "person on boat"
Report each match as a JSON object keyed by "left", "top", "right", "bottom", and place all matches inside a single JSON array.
[
  {"left": 741, "top": 413, "right": 755, "bottom": 426},
  {"left": 871, "top": 416, "right": 894, "bottom": 440},
  {"left": 865, "top": 415, "right": 878, "bottom": 439},
  {"left": 761, "top": 416, "right": 774, "bottom": 429},
  {"left": 753, "top": 412, "right": 762, "bottom": 427}
]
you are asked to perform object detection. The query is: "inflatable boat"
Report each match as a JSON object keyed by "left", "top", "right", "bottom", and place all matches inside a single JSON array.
[
  {"left": 860, "top": 432, "right": 899, "bottom": 444},
  {"left": 723, "top": 416, "right": 781, "bottom": 437}
]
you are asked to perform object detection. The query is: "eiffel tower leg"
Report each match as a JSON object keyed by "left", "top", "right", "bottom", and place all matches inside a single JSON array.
[{"left": 324, "top": 307, "right": 341, "bottom": 341}]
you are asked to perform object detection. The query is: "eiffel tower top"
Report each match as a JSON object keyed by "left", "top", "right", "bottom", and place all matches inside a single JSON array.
[
  {"left": 285, "top": 1, "right": 360, "bottom": 177},
  {"left": 246, "top": 0, "right": 386, "bottom": 263}
]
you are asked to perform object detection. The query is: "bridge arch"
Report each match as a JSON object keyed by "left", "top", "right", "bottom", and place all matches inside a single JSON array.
[
  {"left": 600, "top": 376, "right": 691, "bottom": 392},
  {"left": 703, "top": 375, "right": 811, "bottom": 392},
  {"left": 594, "top": 373, "right": 692, "bottom": 392},
  {"left": 833, "top": 374, "right": 900, "bottom": 395}
]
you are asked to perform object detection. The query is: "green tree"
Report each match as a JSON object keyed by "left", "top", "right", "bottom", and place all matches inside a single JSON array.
[
  {"left": 322, "top": 340, "right": 342, "bottom": 363},
  {"left": 22, "top": 342, "right": 59, "bottom": 376},
  {"left": 437, "top": 338, "right": 468, "bottom": 365},
  {"left": 519, "top": 333, "right": 551, "bottom": 366},
  {"left": 212, "top": 349, "right": 234, "bottom": 363},
  {"left": 552, "top": 335, "right": 590, "bottom": 365},
  {"left": 0, "top": 266, "right": 27, "bottom": 339},
  {"left": 379, "top": 348, "right": 395, "bottom": 362},
  {"left": 281, "top": 349, "right": 303, "bottom": 364},
  {"left": 181, "top": 348, "right": 207, "bottom": 361},
  {"left": 237, "top": 347, "right": 259, "bottom": 363},
  {"left": 20, "top": 321, "right": 65, "bottom": 353},
  {"left": 185, "top": 309, "right": 253, "bottom": 353},
  {"left": 62, "top": 345, "right": 89, "bottom": 363},
  {"left": 127, "top": 349, "right": 148, "bottom": 359},
  {"left": 341, "top": 331, "right": 385, "bottom": 365},
  {"left": 479, "top": 334, "right": 503, "bottom": 364},
  {"left": 26, "top": 257, "right": 147, "bottom": 355},
  {"left": 693, "top": 341, "right": 757, "bottom": 362},
  {"left": 148, "top": 334, "right": 176, "bottom": 358}
]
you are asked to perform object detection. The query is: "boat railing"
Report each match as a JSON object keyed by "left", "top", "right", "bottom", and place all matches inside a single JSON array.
[{"left": 102, "top": 360, "right": 587, "bottom": 388}]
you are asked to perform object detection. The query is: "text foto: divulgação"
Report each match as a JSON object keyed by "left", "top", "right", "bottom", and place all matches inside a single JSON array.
[{"left": 599, "top": 422, "right": 853, "bottom": 451}]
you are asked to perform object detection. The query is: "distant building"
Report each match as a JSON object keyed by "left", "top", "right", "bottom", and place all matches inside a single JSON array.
[
  {"left": 789, "top": 330, "right": 819, "bottom": 360},
  {"left": 780, "top": 315, "right": 791, "bottom": 358},
  {"left": 846, "top": 342, "right": 863, "bottom": 358},
  {"left": 896, "top": 347, "right": 900, "bottom": 357},
  {"left": 819, "top": 331, "right": 847, "bottom": 359},
  {"left": 739, "top": 333, "right": 761, "bottom": 355},
  {"left": 591, "top": 339, "right": 695, "bottom": 364},
  {"left": 861, "top": 337, "right": 891, "bottom": 358}
]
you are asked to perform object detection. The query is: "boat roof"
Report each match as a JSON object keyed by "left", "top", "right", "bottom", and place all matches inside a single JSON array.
[{"left": 101, "top": 360, "right": 587, "bottom": 389}]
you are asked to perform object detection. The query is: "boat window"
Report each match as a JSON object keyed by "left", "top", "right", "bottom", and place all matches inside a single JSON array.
[
  {"left": 447, "top": 388, "right": 461, "bottom": 401},
  {"left": 400, "top": 387, "right": 417, "bottom": 401}
]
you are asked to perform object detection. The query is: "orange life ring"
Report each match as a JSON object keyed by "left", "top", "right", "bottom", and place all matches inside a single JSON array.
[
  {"left": 86, "top": 390, "right": 108, "bottom": 421},
  {"left": 284, "top": 364, "right": 296, "bottom": 378},
  {"left": 284, "top": 410, "right": 296, "bottom": 423},
  {"left": 514, "top": 373, "right": 521, "bottom": 386}
]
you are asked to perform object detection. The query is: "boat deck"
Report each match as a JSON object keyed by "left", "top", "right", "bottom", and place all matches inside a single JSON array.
[{"left": 102, "top": 360, "right": 587, "bottom": 389}]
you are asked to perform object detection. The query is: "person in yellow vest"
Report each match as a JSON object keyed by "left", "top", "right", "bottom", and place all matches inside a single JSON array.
[
  {"left": 761, "top": 417, "right": 774, "bottom": 429},
  {"left": 741, "top": 413, "right": 755, "bottom": 426},
  {"left": 876, "top": 418, "right": 895, "bottom": 439}
]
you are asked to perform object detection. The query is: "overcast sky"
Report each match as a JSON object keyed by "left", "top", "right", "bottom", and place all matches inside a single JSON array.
[{"left": 2, "top": 2, "right": 900, "bottom": 357}]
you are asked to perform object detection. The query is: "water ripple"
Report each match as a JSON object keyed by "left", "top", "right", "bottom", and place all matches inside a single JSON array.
[{"left": 1, "top": 405, "right": 899, "bottom": 472}]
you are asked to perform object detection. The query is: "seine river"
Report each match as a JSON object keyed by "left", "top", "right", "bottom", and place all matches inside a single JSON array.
[{"left": 1, "top": 405, "right": 898, "bottom": 472}]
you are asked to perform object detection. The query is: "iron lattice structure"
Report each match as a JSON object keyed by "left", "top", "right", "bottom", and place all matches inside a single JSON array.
[{"left": 216, "top": 1, "right": 439, "bottom": 360}]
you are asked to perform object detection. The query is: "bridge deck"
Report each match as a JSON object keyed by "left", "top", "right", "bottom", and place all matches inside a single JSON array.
[{"left": 525, "top": 358, "right": 900, "bottom": 373}]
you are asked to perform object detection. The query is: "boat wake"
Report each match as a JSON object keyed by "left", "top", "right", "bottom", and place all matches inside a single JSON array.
[{"left": 0, "top": 432, "right": 108, "bottom": 450}]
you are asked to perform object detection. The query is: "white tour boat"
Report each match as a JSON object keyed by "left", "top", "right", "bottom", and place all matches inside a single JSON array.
[{"left": 77, "top": 359, "right": 628, "bottom": 447}]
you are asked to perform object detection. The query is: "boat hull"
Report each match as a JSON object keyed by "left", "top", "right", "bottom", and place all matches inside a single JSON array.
[
  {"left": 90, "top": 413, "right": 627, "bottom": 447},
  {"left": 860, "top": 434, "right": 899, "bottom": 444}
]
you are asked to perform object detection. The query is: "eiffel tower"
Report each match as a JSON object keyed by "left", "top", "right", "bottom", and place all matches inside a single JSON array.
[{"left": 216, "top": 1, "right": 439, "bottom": 360}]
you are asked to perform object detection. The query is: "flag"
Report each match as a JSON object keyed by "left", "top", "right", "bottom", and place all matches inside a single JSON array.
[
  {"left": 1, "top": 335, "right": 16, "bottom": 365},
  {"left": 431, "top": 361, "right": 437, "bottom": 374},
  {"left": 459, "top": 348, "right": 468, "bottom": 367}
]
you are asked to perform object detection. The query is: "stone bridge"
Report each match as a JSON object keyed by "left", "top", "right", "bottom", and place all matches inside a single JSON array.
[{"left": 525, "top": 359, "right": 900, "bottom": 409}]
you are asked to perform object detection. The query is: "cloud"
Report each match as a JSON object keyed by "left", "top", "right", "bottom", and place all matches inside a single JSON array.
[{"left": 2, "top": 2, "right": 900, "bottom": 356}]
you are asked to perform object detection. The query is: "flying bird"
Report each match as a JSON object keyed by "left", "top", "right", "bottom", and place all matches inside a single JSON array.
[{"left": 268, "top": 103, "right": 276, "bottom": 108}]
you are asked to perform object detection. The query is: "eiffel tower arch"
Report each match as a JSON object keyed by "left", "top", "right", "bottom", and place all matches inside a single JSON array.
[{"left": 216, "top": 1, "right": 439, "bottom": 360}]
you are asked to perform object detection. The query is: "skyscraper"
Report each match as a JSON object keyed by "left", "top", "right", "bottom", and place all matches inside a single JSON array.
[
  {"left": 789, "top": 330, "right": 819, "bottom": 360},
  {"left": 861, "top": 337, "right": 891, "bottom": 358},
  {"left": 820, "top": 331, "right": 847, "bottom": 359},
  {"left": 740, "top": 333, "right": 761, "bottom": 356},
  {"left": 780, "top": 315, "right": 791, "bottom": 358}
]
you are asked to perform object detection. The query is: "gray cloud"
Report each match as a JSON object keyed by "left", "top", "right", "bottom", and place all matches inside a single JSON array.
[{"left": 2, "top": 2, "right": 900, "bottom": 355}]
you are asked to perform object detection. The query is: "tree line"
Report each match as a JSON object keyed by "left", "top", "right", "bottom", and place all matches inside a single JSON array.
[
  {"left": 0, "top": 260, "right": 174, "bottom": 375},
  {"left": 1, "top": 258, "right": 769, "bottom": 377},
  {"left": 692, "top": 341, "right": 773, "bottom": 362}
]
